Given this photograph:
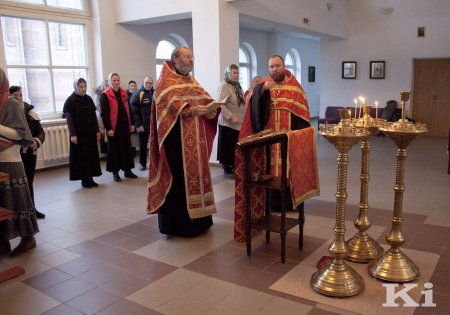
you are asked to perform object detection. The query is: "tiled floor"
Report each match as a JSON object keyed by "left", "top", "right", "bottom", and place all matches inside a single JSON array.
[{"left": 0, "top": 130, "right": 448, "bottom": 315}]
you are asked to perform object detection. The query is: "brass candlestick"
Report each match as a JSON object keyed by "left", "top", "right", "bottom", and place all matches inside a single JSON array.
[
  {"left": 346, "top": 105, "right": 384, "bottom": 262},
  {"left": 312, "top": 109, "right": 368, "bottom": 297},
  {"left": 368, "top": 92, "right": 428, "bottom": 282}
]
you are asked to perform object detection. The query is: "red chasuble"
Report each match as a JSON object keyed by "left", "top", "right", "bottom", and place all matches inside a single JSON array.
[
  {"left": 234, "top": 70, "right": 320, "bottom": 242},
  {"left": 147, "top": 61, "right": 218, "bottom": 219}
]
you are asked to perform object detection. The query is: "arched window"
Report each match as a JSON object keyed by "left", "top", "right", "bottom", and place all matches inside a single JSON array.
[
  {"left": 285, "top": 49, "right": 301, "bottom": 83},
  {"left": 239, "top": 47, "right": 251, "bottom": 91},
  {"left": 156, "top": 40, "right": 176, "bottom": 79},
  {"left": 285, "top": 51, "right": 295, "bottom": 76}
]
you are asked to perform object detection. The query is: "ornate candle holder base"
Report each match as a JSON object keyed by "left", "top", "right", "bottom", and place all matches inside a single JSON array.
[
  {"left": 311, "top": 259, "right": 364, "bottom": 297},
  {"left": 369, "top": 90, "right": 427, "bottom": 282},
  {"left": 346, "top": 111, "right": 384, "bottom": 263},
  {"left": 346, "top": 233, "right": 384, "bottom": 263},
  {"left": 313, "top": 109, "right": 367, "bottom": 297},
  {"left": 368, "top": 248, "right": 419, "bottom": 282}
]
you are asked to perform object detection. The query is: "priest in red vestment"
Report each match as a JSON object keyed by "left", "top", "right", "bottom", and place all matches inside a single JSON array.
[
  {"left": 147, "top": 47, "right": 219, "bottom": 236},
  {"left": 234, "top": 55, "right": 320, "bottom": 241}
]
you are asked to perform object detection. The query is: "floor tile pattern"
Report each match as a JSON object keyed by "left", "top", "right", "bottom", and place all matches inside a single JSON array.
[{"left": 0, "top": 132, "right": 448, "bottom": 314}]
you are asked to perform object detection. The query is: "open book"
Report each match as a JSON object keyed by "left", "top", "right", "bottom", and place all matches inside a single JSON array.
[{"left": 205, "top": 95, "right": 230, "bottom": 113}]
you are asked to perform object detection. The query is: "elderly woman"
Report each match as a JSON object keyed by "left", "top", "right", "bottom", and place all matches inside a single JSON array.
[
  {"left": 9, "top": 85, "right": 46, "bottom": 219},
  {"left": 0, "top": 67, "right": 38, "bottom": 257},
  {"left": 63, "top": 78, "right": 102, "bottom": 188},
  {"left": 216, "top": 64, "right": 246, "bottom": 176},
  {"left": 100, "top": 72, "right": 136, "bottom": 182}
]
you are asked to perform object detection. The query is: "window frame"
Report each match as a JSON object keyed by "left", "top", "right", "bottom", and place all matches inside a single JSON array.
[
  {"left": 239, "top": 46, "right": 251, "bottom": 92},
  {"left": 0, "top": 0, "right": 87, "bottom": 13},
  {"left": 0, "top": 0, "right": 93, "bottom": 119},
  {"left": 285, "top": 50, "right": 296, "bottom": 77},
  {"left": 285, "top": 49, "right": 302, "bottom": 84},
  {"left": 155, "top": 39, "right": 177, "bottom": 80}
]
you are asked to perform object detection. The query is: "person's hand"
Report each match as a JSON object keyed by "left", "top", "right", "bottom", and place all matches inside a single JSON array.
[
  {"left": 191, "top": 106, "right": 208, "bottom": 116},
  {"left": 262, "top": 80, "right": 276, "bottom": 91},
  {"left": 136, "top": 126, "right": 144, "bottom": 133},
  {"left": 96, "top": 132, "right": 101, "bottom": 140},
  {"left": 30, "top": 140, "right": 38, "bottom": 150},
  {"left": 205, "top": 109, "right": 217, "bottom": 119},
  {"left": 231, "top": 115, "right": 240, "bottom": 124},
  {"left": 129, "top": 125, "right": 135, "bottom": 133},
  {"left": 107, "top": 129, "right": 115, "bottom": 137},
  {"left": 70, "top": 136, "right": 77, "bottom": 144}
]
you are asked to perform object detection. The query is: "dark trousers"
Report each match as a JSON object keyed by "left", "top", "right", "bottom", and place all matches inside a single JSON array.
[
  {"left": 20, "top": 151, "right": 37, "bottom": 204},
  {"left": 138, "top": 131, "right": 149, "bottom": 167}
]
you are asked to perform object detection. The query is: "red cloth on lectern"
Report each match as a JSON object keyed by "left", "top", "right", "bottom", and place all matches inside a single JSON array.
[{"left": 234, "top": 70, "right": 319, "bottom": 242}]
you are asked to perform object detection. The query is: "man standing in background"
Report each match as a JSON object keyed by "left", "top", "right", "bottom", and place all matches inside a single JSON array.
[{"left": 130, "top": 76, "right": 154, "bottom": 171}]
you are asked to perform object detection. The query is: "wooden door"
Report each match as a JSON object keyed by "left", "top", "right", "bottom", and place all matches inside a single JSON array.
[{"left": 412, "top": 58, "right": 450, "bottom": 137}]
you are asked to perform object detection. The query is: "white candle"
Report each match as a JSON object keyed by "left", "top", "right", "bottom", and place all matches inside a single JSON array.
[
  {"left": 360, "top": 97, "right": 365, "bottom": 118},
  {"left": 375, "top": 101, "right": 378, "bottom": 119},
  {"left": 354, "top": 98, "right": 357, "bottom": 118},
  {"left": 358, "top": 96, "right": 363, "bottom": 118}
]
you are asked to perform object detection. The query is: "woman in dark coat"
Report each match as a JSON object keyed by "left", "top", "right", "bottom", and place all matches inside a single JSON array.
[{"left": 63, "top": 78, "right": 102, "bottom": 188}]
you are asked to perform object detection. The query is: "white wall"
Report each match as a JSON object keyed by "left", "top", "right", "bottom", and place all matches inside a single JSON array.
[
  {"left": 91, "top": 0, "right": 193, "bottom": 88},
  {"left": 97, "top": 0, "right": 450, "bottom": 119},
  {"left": 114, "top": 0, "right": 348, "bottom": 39},
  {"left": 320, "top": 0, "right": 450, "bottom": 117}
]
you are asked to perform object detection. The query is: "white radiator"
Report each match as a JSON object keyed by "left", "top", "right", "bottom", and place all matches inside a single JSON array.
[{"left": 40, "top": 125, "right": 70, "bottom": 160}]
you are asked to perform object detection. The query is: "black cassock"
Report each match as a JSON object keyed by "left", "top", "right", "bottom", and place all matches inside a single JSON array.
[{"left": 63, "top": 93, "right": 102, "bottom": 180}]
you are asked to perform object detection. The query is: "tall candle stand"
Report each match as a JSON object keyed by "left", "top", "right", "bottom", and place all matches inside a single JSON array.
[
  {"left": 346, "top": 105, "right": 384, "bottom": 262},
  {"left": 368, "top": 91, "right": 428, "bottom": 282},
  {"left": 311, "top": 109, "right": 368, "bottom": 297}
]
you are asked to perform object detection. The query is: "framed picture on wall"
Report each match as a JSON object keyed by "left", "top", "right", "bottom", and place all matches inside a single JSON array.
[
  {"left": 342, "top": 61, "right": 357, "bottom": 79},
  {"left": 370, "top": 61, "right": 385, "bottom": 79},
  {"left": 308, "top": 66, "right": 315, "bottom": 82}
]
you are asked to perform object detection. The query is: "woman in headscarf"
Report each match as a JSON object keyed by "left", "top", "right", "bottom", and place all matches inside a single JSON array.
[
  {"left": 63, "top": 78, "right": 102, "bottom": 188},
  {"left": 93, "top": 79, "right": 109, "bottom": 155},
  {"left": 216, "top": 64, "right": 246, "bottom": 176},
  {"left": 9, "top": 85, "right": 46, "bottom": 218},
  {"left": 100, "top": 72, "right": 136, "bottom": 182},
  {"left": 0, "top": 67, "right": 39, "bottom": 257}
]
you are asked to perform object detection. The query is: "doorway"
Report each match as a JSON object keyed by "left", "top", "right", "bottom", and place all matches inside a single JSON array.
[{"left": 412, "top": 58, "right": 450, "bottom": 137}]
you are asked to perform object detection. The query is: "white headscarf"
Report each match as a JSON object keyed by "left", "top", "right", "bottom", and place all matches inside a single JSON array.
[
  {"left": 73, "top": 78, "right": 87, "bottom": 96},
  {"left": 108, "top": 72, "right": 119, "bottom": 92}
]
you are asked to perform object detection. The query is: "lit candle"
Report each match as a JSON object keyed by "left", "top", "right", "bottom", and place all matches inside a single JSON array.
[
  {"left": 358, "top": 96, "right": 363, "bottom": 118},
  {"left": 353, "top": 98, "right": 357, "bottom": 118},
  {"left": 360, "top": 97, "right": 365, "bottom": 118},
  {"left": 375, "top": 101, "right": 378, "bottom": 119}
]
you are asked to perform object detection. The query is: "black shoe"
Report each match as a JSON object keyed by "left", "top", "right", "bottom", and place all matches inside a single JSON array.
[
  {"left": 113, "top": 173, "right": 122, "bottom": 182},
  {"left": 139, "top": 165, "right": 147, "bottom": 171},
  {"left": 9, "top": 236, "right": 36, "bottom": 257},
  {"left": 0, "top": 238, "right": 11, "bottom": 255},
  {"left": 89, "top": 180, "right": 99, "bottom": 187},
  {"left": 82, "top": 181, "right": 93, "bottom": 188},
  {"left": 224, "top": 166, "right": 234, "bottom": 175},
  {"left": 35, "top": 210, "right": 46, "bottom": 219},
  {"left": 124, "top": 170, "right": 138, "bottom": 178}
]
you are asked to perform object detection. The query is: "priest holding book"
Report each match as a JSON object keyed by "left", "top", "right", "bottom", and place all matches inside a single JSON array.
[{"left": 147, "top": 47, "right": 219, "bottom": 236}]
